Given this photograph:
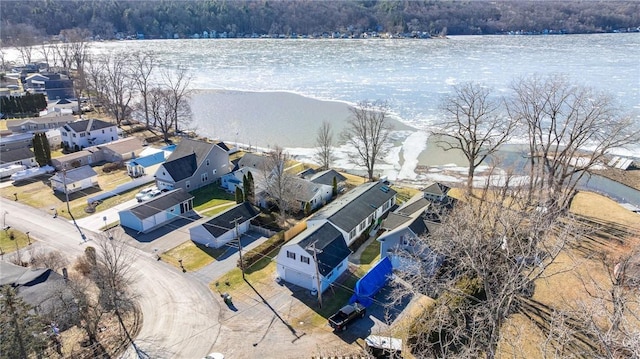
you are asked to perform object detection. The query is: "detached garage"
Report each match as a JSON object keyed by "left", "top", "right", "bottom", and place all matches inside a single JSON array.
[
  {"left": 119, "top": 189, "right": 194, "bottom": 233},
  {"left": 190, "top": 202, "right": 260, "bottom": 248}
]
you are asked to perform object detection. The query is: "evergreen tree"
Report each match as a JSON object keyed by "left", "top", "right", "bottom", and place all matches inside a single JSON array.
[
  {"left": 332, "top": 176, "right": 338, "bottom": 197},
  {"left": 33, "top": 132, "right": 52, "bottom": 166},
  {"left": 246, "top": 171, "right": 255, "bottom": 202},
  {"left": 235, "top": 186, "right": 244, "bottom": 204},
  {"left": 0, "top": 285, "right": 48, "bottom": 358}
]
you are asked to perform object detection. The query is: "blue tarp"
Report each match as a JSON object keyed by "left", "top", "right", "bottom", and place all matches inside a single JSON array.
[{"left": 349, "top": 256, "right": 393, "bottom": 308}]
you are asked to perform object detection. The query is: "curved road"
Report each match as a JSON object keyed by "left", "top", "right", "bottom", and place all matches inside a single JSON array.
[{"left": 0, "top": 198, "right": 221, "bottom": 359}]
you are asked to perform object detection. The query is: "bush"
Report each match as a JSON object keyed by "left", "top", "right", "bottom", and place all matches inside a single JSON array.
[
  {"left": 238, "top": 231, "right": 285, "bottom": 269},
  {"left": 102, "top": 162, "right": 121, "bottom": 173}
]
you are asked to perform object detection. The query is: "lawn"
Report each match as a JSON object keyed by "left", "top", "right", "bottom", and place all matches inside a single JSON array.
[
  {"left": 0, "top": 228, "right": 32, "bottom": 254},
  {"left": 162, "top": 240, "right": 227, "bottom": 272},
  {"left": 189, "top": 184, "right": 235, "bottom": 213},
  {"left": 1, "top": 165, "right": 141, "bottom": 220}
]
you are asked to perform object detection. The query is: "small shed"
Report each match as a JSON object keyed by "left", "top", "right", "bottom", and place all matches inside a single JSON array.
[
  {"left": 118, "top": 189, "right": 194, "bottom": 233},
  {"left": 49, "top": 166, "right": 99, "bottom": 194}
]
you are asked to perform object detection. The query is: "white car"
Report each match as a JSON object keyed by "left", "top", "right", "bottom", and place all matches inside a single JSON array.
[
  {"left": 139, "top": 189, "right": 162, "bottom": 202},
  {"left": 203, "top": 353, "right": 224, "bottom": 359},
  {"left": 135, "top": 186, "right": 158, "bottom": 202}
]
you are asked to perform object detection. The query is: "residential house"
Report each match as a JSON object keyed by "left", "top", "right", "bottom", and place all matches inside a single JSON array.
[
  {"left": 289, "top": 177, "right": 333, "bottom": 212},
  {"left": 189, "top": 202, "right": 260, "bottom": 248},
  {"left": 127, "top": 151, "right": 166, "bottom": 178},
  {"left": 46, "top": 129, "right": 62, "bottom": 149},
  {"left": 44, "top": 75, "right": 74, "bottom": 101},
  {"left": 24, "top": 73, "right": 49, "bottom": 94},
  {"left": 47, "top": 98, "right": 77, "bottom": 115},
  {"left": 306, "top": 169, "right": 347, "bottom": 189},
  {"left": 377, "top": 193, "right": 442, "bottom": 272},
  {"left": 0, "top": 133, "right": 33, "bottom": 152},
  {"left": 51, "top": 150, "right": 100, "bottom": 170},
  {"left": 0, "top": 147, "right": 37, "bottom": 169},
  {"left": 306, "top": 181, "right": 397, "bottom": 247},
  {"left": 5, "top": 114, "right": 75, "bottom": 134},
  {"left": 60, "top": 118, "right": 117, "bottom": 150},
  {"left": 422, "top": 182, "right": 451, "bottom": 203},
  {"left": 49, "top": 165, "right": 99, "bottom": 194},
  {"left": 154, "top": 139, "right": 231, "bottom": 191},
  {"left": 276, "top": 222, "right": 351, "bottom": 293},
  {"left": 220, "top": 166, "right": 253, "bottom": 193},
  {"left": 118, "top": 189, "right": 194, "bottom": 233},
  {"left": 91, "top": 137, "right": 144, "bottom": 163},
  {"left": 238, "top": 152, "right": 268, "bottom": 170}
]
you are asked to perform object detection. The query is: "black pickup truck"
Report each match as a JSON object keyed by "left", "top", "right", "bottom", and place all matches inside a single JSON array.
[{"left": 328, "top": 302, "right": 366, "bottom": 331}]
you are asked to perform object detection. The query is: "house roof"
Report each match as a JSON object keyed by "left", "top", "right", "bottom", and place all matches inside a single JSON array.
[
  {"left": 308, "top": 169, "right": 347, "bottom": 187},
  {"left": 64, "top": 118, "right": 114, "bottom": 133},
  {"left": 127, "top": 188, "right": 194, "bottom": 220},
  {"left": 0, "top": 261, "right": 68, "bottom": 311},
  {"left": 381, "top": 212, "right": 412, "bottom": 231},
  {"left": 200, "top": 202, "right": 260, "bottom": 238},
  {"left": 238, "top": 152, "right": 268, "bottom": 169},
  {"left": 163, "top": 139, "right": 217, "bottom": 181},
  {"left": 293, "top": 222, "right": 351, "bottom": 276},
  {"left": 7, "top": 114, "right": 75, "bottom": 128},
  {"left": 396, "top": 194, "right": 431, "bottom": 217},
  {"left": 54, "top": 150, "right": 94, "bottom": 163},
  {"left": 0, "top": 261, "right": 50, "bottom": 286},
  {"left": 423, "top": 182, "right": 450, "bottom": 197},
  {"left": 95, "top": 137, "right": 143, "bottom": 155},
  {"left": 311, "top": 181, "right": 397, "bottom": 232},
  {"left": 0, "top": 147, "right": 34, "bottom": 164},
  {"left": 49, "top": 165, "right": 97, "bottom": 183},
  {"left": 290, "top": 177, "right": 325, "bottom": 202}
]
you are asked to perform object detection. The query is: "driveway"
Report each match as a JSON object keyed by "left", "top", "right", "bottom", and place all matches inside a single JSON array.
[{"left": 75, "top": 198, "right": 139, "bottom": 231}]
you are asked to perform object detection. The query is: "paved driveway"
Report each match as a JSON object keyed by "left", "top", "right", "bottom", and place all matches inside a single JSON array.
[{"left": 75, "top": 198, "right": 139, "bottom": 231}]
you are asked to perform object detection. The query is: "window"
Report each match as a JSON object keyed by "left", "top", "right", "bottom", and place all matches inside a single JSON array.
[
  {"left": 80, "top": 133, "right": 86, "bottom": 137},
  {"left": 102, "top": 130, "right": 105, "bottom": 134},
  {"left": 62, "top": 132, "right": 67, "bottom": 137},
  {"left": 72, "top": 133, "right": 76, "bottom": 137},
  {"left": 206, "top": 159, "right": 210, "bottom": 166},
  {"left": 287, "top": 251, "right": 296, "bottom": 260},
  {"left": 186, "top": 181, "right": 191, "bottom": 189},
  {"left": 201, "top": 173, "right": 208, "bottom": 182},
  {"left": 212, "top": 169, "right": 216, "bottom": 175},
  {"left": 301, "top": 256, "right": 310, "bottom": 264},
  {"left": 368, "top": 214, "right": 374, "bottom": 225},
  {"left": 349, "top": 229, "right": 356, "bottom": 239},
  {"left": 358, "top": 221, "right": 366, "bottom": 231}
]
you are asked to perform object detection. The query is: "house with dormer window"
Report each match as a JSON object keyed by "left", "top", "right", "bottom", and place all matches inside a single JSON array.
[
  {"left": 60, "top": 118, "right": 117, "bottom": 151},
  {"left": 154, "top": 138, "right": 231, "bottom": 191},
  {"left": 306, "top": 180, "right": 397, "bottom": 247}
]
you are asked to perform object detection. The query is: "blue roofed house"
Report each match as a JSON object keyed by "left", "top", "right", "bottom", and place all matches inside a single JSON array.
[
  {"left": 276, "top": 222, "right": 351, "bottom": 293},
  {"left": 189, "top": 202, "right": 260, "bottom": 248},
  {"left": 118, "top": 189, "right": 194, "bottom": 233},
  {"left": 377, "top": 193, "right": 443, "bottom": 272},
  {"left": 306, "top": 180, "right": 397, "bottom": 247},
  {"left": 154, "top": 139, "right": 231, "bottom": 191}
]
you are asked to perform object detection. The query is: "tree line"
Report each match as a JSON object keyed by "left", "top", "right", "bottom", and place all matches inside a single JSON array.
[
  {"left": 1, "top": 0, "right": 639, "bottom": 42},
  {"left": 0, "top": 93, "right": 46, "bottom": 117}
]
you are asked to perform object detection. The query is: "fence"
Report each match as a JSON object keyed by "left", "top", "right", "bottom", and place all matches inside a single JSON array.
[{"left": 87, "top": 175, "right": 155, "bottom": 204}]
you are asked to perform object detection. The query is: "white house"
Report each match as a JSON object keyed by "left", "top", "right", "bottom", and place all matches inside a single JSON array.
[
  {"left": 60, "top": 118, "right": 118, "bottom": 151},
  {"left": 306, "top": 181, "right": 397, "bottom": 247},
  {"left": 276, "top": 222, "right": 351, "bottom": 293},
  {"left": 289, "top": 177, "right": 333, "bottom": 212},
  {"left": 0, "top": 148, "right": 37, "bottom": 169},
  {"left": 154, "top": 139, "right": 231, "bottom": 191},
  {"left": 49, "top": 166, "right": 99, "bottom": 194},
  {"left": 118, "top": 189, "right": 194, "bottom": 233},
  {"left": 189, "top": 202, "right": 260, "bottom": 248}
]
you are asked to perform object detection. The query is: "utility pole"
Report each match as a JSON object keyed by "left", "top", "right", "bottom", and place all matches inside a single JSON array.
[
  {"left": 307, "top": 241, "right": 323, "bottom": 308},
  {"left": 231, "top": 217, "right": 245, "bottom": 279},
  {"left": 62, "top": 168, "right": 87, "bottom": 242}
]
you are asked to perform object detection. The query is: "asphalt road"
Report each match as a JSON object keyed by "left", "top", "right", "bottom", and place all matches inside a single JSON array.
[{"left": 0, "top": 198, "right": 221, "bottom": 359}]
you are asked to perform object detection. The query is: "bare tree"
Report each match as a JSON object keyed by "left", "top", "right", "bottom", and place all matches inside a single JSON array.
[
  {"left": 392, "top": 168, "right": 580, "bottom": 359},
  {"left": 27, "top": 246, "right": 68, "bottom": 271},
  {"left": 261, "top": 146, "right": 299, "bottom": 225},
  {"left": 161, "top": 67, "right": 192, "bottom": 133},
  {"left": 341, "top": 100, "right": 393, "bottom": 182},
  {"left": 148, "top": 87, "right": 175, "bottom": 141},
  {"left": 508, "top": 74, "right": 639, "bottom": 211},
  {"left": 59, "top": 28, "right": 91, "bottom": 115},
  {"left": 434, "top": 82, "right": 516, "bottom": 195},
  {"left": 131, "top": 51, "right": 156, "bottom": 129},
  {"left": 313, "top": 120, "right": 336, "bottom": 170},
  {"left": 97, "top": 53, "right": 135, "bottom": 125},
  {"left": 13, "top": 23, "right": 40, "bottom": 65}
]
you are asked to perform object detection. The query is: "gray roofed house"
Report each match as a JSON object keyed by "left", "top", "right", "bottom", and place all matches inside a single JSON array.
[
  {"left": 422, "top": 182, "right": 451, "bottom": 203},
  {"left": 276, "top": 222, "right": 351, "bottom": 293},
  {"left": 238, "top": 152, "right": 269, "bottom": 170},
  {"left": 61, "top": 118, "right": 118, "bottom": 150},
  {"left": 154, "top": 139, "right": 231, "bottom": 191},
  {"left": 307, "top": 169, "right": 347, "bottom": 187},
  {"left": 119, "top": 189, "right": 194, "bottom": 233},
  {"left": 189, "top": 202, "right": 260, "bottom": 248},
  {"left": 378, "top": 192, "right": 443, "bottom": 272},
  {"left": 0, "top": 147, "right": 37, "bottom": 168},
  {"left": 49, "top": 165, "right": 99, "bottom": 194},
  {"left": 288, "top": 177, "right": 333, "bottom": 212},
  {"left": 307, "top": 181, "right": 397, "bottom": 247},
  {"left": 5, "top": 114, "right": 75, "bottom": 134}
]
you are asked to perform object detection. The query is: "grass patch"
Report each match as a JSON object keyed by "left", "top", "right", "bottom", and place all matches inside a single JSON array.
[
  {"left": 161, "top": 240, "right": 226, "bottom": 271},
  {"left": 358, "top": 239, "right": 381, "bottom": 269},
  {"left": 393, "top": 185, "right": 421, "bottom": 204},
  {"left": 0, "top": 229, "right": 31, "bottom": 253},
  {"left": 190, "top": 184, "right": 235, "bottom": 212},
  {"left": 50, "top": 149, "right": 65, "bottom": 158},
  {"left": 199, "top": 202, "right": 236, "bottom": 217},
  {"left": 211, "top": 256, "right": 277, "bottom": 293}
]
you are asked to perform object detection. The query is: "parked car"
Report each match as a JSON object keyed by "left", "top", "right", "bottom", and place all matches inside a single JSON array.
[
  {"left": 328, "top": 302, "right": 366, "bottom": 331},
  {"left": 136, "top": 186, "right": 159, "bottom": 202},
  {"left": 202, "top": 353, "right": 224, "bottom": 359}
]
